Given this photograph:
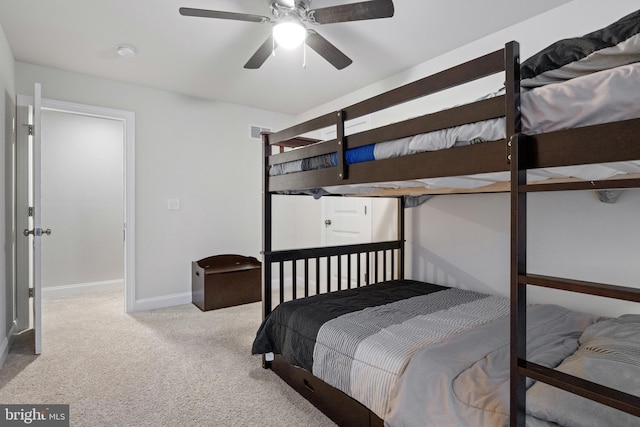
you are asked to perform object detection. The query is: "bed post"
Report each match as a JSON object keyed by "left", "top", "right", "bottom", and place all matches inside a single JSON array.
[
  {"left": 336, "top": 109, "right": 347, "bottom": 180},
  {"left": 398, "top": 197, "right": 405, "bottom": 280},
  {"left": 262, "top": 131, "right": 273, "bottom": 322},
  {"left": 510, "top": 132, "right": 527, "bottom": 427},
  {"left": 505, "top": 41, "right": 526, "bottom": 427}
]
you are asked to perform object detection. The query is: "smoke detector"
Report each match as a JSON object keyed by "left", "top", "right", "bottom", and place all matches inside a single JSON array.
[{"left": 116, "top": 44, "right": 137, "bottom": 58}]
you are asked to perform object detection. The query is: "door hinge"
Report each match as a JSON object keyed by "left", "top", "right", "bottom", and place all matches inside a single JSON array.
[
  {"left": 28, "top": 206, "right": 34, "bottom": 217},
  {"left": 29, "top": 288, "right": 34, "bottom": 298},
  {"left": 27, "top": 124, "right": 33, "bottom": 136}
]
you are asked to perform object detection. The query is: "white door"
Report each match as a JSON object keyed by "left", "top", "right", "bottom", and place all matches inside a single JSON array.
[
  {"left": 321, "top": 197, "right": 372, "bottom": 246},
  {"left": 16, "top": 84, "right": 45, "bottom": 353},
  {"left": 321, "top": 197, "right": 372, "bottom": 289},
  {"left": 15, "top": 99, "right": 30, "bottom": 333}
]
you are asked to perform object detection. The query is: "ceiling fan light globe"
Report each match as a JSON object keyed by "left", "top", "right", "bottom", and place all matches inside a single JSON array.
[{"left": 273, "top": 21, "right": 306, "bottom": 49}]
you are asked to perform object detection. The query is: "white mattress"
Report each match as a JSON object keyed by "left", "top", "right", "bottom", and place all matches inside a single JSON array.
[{"left": 279, "top": 62, "right": 640, "bottom": 194}]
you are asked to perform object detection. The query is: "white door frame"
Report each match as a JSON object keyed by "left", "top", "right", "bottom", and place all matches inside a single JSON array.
[{"left": 16, "top": 96, "right": 136, "bottom": 314}]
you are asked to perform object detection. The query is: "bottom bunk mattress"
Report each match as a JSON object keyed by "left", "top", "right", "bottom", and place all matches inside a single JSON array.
[
  {"left": 252, "top": 280, "right": 640, "bottom": 426},
  {"left": 251, "top": 280, "right": 511, "bottom": 419}
]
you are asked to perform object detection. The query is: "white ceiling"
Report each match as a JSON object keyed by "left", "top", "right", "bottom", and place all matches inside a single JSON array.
[{"left": 0, "top": 0, "right": 572, "bottom": 115}]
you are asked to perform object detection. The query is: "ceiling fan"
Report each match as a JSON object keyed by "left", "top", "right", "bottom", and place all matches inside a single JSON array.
[{"left": 179, "top": 0, "right": 395, "bottom": 70}]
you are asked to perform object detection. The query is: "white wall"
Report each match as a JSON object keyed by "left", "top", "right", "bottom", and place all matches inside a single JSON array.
[
  {"left": 15, "top": 63, "right": 294, "bottom": 309},
  {"left": 0, "top": 21, "right": 16, "bottom": 364},
  {"left": 271, "top": 195, "right": 320, "bottom": 250},
  {"left": 293, "top": 0, "right": 640, "bottom": 317},
  {"left": 40, "top": 110, "right": 124, "bottom": 289}
]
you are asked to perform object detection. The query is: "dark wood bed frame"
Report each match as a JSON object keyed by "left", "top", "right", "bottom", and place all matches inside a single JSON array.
[{"left": 260, "top": 41, "right": 640, "bottom": 426}]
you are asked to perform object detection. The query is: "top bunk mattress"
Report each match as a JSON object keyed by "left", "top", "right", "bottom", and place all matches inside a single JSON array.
[{"left": 269, "top": 62, "right": 640, "bottom": 194}]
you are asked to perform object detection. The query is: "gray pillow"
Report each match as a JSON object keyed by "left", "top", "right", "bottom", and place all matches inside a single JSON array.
[{"left": 521, "top": 9, "right": 640, "bottom": 88}]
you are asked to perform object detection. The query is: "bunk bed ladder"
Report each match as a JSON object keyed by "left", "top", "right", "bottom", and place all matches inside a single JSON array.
[{"left": 509, "top": 132, "right": 640, "bottom": 426}]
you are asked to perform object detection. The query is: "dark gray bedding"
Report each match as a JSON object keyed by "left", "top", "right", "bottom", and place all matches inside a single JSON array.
[
  {"left": 252, "top": 280, "right": 511, "bottom": 419},
  {"left": 252, "top": 279, "right": 448, "bottom": 370}
]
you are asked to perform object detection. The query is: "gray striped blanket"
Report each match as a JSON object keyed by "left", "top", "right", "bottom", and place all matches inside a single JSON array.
[{"left": 252, "top": 280, "right": 510, "bottom": 419}]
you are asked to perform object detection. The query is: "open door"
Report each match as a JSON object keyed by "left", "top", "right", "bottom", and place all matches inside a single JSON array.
[
  {"left": 15, "top": 98, "right": 30, "bottom": 333},
  {"left": 15, "top": 83, "right": 46, "bottom": 354},
  {"left": 31, "top": 83, "right": 43, "bottom": 354}
]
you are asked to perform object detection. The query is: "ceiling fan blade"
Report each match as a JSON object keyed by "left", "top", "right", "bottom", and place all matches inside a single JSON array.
[
  {"left": 179, "top": 7, "right": 270, "bottom": 23},
  {"left": 305, "top": 31, "right": 352, "bottom": 70},
  {"left": 310, "top": 0, "right": 394, "bottom": 24},
  {"left": 244, "top": 35, "right": 276, "bottom": 69}
]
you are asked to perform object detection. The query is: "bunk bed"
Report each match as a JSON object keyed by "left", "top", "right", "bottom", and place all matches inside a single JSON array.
[{"left": 253, "top": 9, "right": 640, "bottom": 427}]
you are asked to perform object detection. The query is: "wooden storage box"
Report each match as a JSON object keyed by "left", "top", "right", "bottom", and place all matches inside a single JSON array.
[{"left": 191, "top": 254, "right": 261, "bottom": 311}]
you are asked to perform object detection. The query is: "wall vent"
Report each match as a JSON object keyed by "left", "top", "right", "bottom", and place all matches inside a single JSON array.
[{"left": 250, "top": 125, "right": 271, "bottom": 140}]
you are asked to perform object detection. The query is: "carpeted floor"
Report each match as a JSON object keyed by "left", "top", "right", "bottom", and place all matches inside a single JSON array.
[{"left": 0, "top": 290, "right": 336, "bottom": 426}]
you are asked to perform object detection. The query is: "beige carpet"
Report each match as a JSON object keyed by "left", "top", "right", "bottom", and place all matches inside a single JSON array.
[{"left": 0, "top": 290, "right": 336, "bottom": 427}]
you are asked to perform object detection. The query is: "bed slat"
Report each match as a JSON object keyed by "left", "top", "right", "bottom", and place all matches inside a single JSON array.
[
  {"left": 519, "top": 361, "right": 640, "bottom": 418},
  {"left": 269, "top": 139, "right": 338, "bottom": 165},
  {"left": 521, "top": 118, "right": 640, "bottom": 169},
  {"left": 520, "top": 274, "right": 640, "bottom": 302},
  {"left": 347, "top": 96, "right": 505, "bottom": 149},
  {"left": 263, "top": 241, "right": 403, "bottom": 314},
  {"left": 266, "top": 241, "right": 402, "bottom": 262},
  {"left": 268, "top": 112, "right": 336, "bottom": 146},
  {"left": 345, "top": 48, "right": 506, "bottom": 121}
]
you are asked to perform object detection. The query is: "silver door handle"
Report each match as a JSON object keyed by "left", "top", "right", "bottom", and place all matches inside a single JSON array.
[
  {"left": 324, "top": 219, "right": 332, "bottom": 226},
  {"left": 23, "top": 228, "right": 52, "bottom": 236}
]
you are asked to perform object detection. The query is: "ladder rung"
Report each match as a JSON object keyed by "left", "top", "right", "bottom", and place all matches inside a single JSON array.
[
  {"left": 518, "top": 360, "right": 640, "bottom": 418},
  {"left": 519, "top": 274, "right": 640, "bottom": 302}
]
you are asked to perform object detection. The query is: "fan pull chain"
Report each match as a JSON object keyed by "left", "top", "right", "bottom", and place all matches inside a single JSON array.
[
  {"left": 303, "top": 41, "right": 307, "bottom": 68},
  {"left": 272, "top": 36, "right": 276, "bottom": 56}
]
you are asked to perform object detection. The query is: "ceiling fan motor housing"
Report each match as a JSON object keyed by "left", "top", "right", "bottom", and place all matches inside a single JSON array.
[{"left": 270, "top": 0, "right": 311, "bottom": 24}]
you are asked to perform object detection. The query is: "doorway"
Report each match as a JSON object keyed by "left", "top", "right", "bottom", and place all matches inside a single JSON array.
[
  {"left": 14, "top": 96, "right": 136, "bottom": 341},
  {"left": 41, "top": 109, "right": 124, "bottom": 298}
]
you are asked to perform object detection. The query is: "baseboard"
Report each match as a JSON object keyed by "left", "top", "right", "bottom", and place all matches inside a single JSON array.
[
  {"left": 42, "top": 280, "right": 124, "bottom": 299},
  {"left": 0, "top": 323, "right": 18, "bottom": 370},
  {"left": 132, "top": 291, "right": 192, "bottom": 312}
]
